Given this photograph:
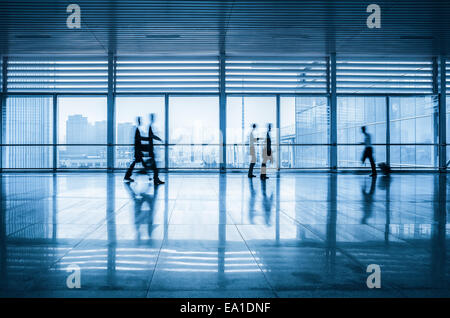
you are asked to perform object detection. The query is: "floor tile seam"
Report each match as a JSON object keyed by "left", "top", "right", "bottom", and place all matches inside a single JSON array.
[{"left": 233, "top": 223, "right": 280, "bottom": 298}]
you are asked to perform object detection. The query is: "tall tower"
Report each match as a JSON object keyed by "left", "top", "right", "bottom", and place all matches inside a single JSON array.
[{"left": 4, "top": 97, "right": 52, "bottom": 168}]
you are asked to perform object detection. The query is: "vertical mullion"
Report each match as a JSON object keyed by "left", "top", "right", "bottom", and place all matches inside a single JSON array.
[
  {"left": 439, "top": 56, "right": 447, "bottom": 171},
  {"left": 276, "top": 94, "right": 280, "bottom": 171},
  {"left": 1, "top": 57, "right": 8, "bottom": 172},
  {"left": 433, "top": 57, "right": 439, "bottom": 169},
  {"left": 0, "top": 92, "right": 2, "bottom": 172},
  {"left": 106, "top": 52, "right": 115, "bottom": 171},
  {"left": 329, "top": 53, "right": 337, "bottom": 171},
  {"left": 164, "top": 93, "right": 169, "bottom": 171},
  {"left": 386, "top": 96, "right": 390, "bottom": 167},
  {"left": 219, "top": 54, "right": 226, "bottom": 172},
  {"left": 53, "top": 94, "right": 57, "bottom": 171}
]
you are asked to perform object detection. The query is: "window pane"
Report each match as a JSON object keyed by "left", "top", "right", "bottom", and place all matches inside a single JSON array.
[
  {"left": 447, "top": 96, "right": 450, "bottom": 163},
  {"left": 57, "top": 96, "right": 107, "bottom": 168},
  {"left": 169, "top": 96, "right": 219, "bottom": 168},
  {"left": 3, "top": 96, "right": 53, "bottom": 168},
  {"left": 115, "top": 96, "right": 165, "bottom": 169},
  {"left": 280, "top": 96, "right": 329, "bottom": 168},
  {"left": 338, "top": 97, "right": 386, "bottom": 168},
  {"left": 389, "top": 96, "right": 437, "bottom": 168},
  {"left": 338, "top": 145, "right": 385, "bottom": 168},
  {"left": 227, "top": 96, "right": 276, "bottom": 168}
]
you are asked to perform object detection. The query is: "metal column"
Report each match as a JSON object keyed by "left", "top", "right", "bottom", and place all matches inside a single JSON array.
[
  {"left": 52, "top": 94, "right": 57, "bottom": 171},
  {"left": 329, "top": 53, "right": 337, "bottom": 171},
  {"left": 276, "top": 94, "right": 281, "bottom": 171},
  {"left": 219, "top": 54, "right": 226, "bottom": 173},
  {"left": 439, "top": 56, "right": 447, "bottom": 171},
  {"left": 386, "top": 96, "right": 390, "bottom": 166},
  {"left": 0, "top": 57, "right": 7, "bottom": 173},
  {"left": 106, "top": 52, "right": 116, "bottom": 172},
  {"left": 432, "top": 57, "right": 440, "bottom": 168},
  {"left": 164, "top": 94, "right": 169, "bottom": 171}
]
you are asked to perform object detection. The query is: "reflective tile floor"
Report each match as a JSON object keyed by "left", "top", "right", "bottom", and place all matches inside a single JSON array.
[{"left": 0, "top": 172, "right": 449, "bottom": 298}]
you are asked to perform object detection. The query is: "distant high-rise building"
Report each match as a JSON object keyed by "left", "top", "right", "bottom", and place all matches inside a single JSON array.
[
  {"left": 4, "top": 97, "right": 52, "bottom": 168},
  {"left": 117, "top": 123, "right": 134, "bottom": 145},
  {"left": 91, "top": 120, "right": 107, "bottom": 156},
  {"left": 66, "top": 114, "right": 89, "bottom": 156}
]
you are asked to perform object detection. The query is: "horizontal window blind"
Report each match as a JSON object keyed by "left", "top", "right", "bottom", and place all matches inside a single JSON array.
[
  {"left": 7, "top": 57, "right": 108, "bottom": 93},
  {"left": 337, "top": 59, "right": 433, "bottom": 94},
  {"left": 3, "top": 56, "right": 440, "bottom": 94},
  {"left": 115, "top": 56, "right": 219, "bottom": 93},
  {"left": 225, "top": 57, "right": 328, "bottom": 93}
]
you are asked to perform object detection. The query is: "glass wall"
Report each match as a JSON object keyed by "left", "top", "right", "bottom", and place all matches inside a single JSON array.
[
  {"left": 169, "top": 96, "right": 219, "bottom": 168},
  {"left": 0, "top": 94, "right": 445, "bottom": 171},
  {"left": 337, "top": 97, "right": 386, "bottom": 168},
  {"left": 115, "top": 96, "right": 165, "bottom": 169},
  {"left": 226, "top": 96, "right": 276, "bottom": 168},
  {"left": 447, "top": 96, "right": 450, "bottom": 166},
  {"left": 280, "top": 96, "right": 329, "bottom": 168},
  {"left": 3, "top": 96, "right": 53, "bottom": 168},
  {"left": 1, "top": 56, "right": 448, "bottom": 171},
  {"left": 57, "top": 96, "right": 107, "bottom": 168},
  {"left": 389, "top": 96, "right": 437, "bottom": 168}
]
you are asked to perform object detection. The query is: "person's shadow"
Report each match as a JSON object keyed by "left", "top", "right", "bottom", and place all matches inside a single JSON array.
[
  {"left": 124, "top": 182, "right": 159, "bottom": 242},
  {"left": 378, "top": 175, "right": 392, "bottom": 244},
  {"left": 361, "top": 177, "right": 376, "bottom": 224}
]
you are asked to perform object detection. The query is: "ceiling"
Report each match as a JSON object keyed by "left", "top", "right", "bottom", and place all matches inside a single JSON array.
[{"left": 0, "top": 0, "right": 449, "bottom": 57}]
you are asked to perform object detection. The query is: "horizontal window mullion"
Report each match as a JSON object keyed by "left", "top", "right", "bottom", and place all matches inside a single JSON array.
[
  {"left": 117, "top": 69, "right": 218, "bottom": 75},
  {"left": 9, "top": 76, "right": 108, "bottom": 81},
  {"left": 116, "top": 75, "right": 218, "bottom": 80},
  {"left": 226, "top": 80, "right": 327, "bottom": 86},
  {"left": 337, "top": 63, "right": 432, "bottom": 69},
  {"left": 115, "top": 87, "right": 219, "bottom": 92},
  {"left": 225, "top": 87, "right": 326, "bottom": 92},
  {"left": 118, "top": 56, "right": 218, "bottom": 62},
  {"left": 117, "top": 81, "right": 218, "bottom": 86},
  {"left": 8, "top": 63, "right": 107, "bottom": 69},
  {"left": 226, "top": 62, "right": 326, "bottom": 68},
  {"left": 226, "top": 69, "right": 326, "bottom": 75},
  {"left": 7, "top": 88, "right": 107, "bottom": 93},
  {"left": 337, "top": 79, "right": 432, "bottom": 84},
  {"left": 116, "top": 63, "right": 218, "bottom": 68},
  {"left": 336, "top": 88, "right": 433, "bottom": 93}
]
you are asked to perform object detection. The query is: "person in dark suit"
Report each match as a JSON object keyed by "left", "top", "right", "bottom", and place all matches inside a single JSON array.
[
  {"left": 144, "top": 113, "right": 164, "bottom": 185},
  {"left": 124, "top": 116, "right": 150, "bottom": 182},
  {"left": 361, "top": 126, "right": 377, "bottom": 177},
  {"left": 260, "top": 123, "right": 273, "bottom": 180}
]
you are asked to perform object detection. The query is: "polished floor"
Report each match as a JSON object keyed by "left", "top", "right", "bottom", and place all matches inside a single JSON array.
[{"left": 0, "top": 172, "right": 449, "bottom": 298}]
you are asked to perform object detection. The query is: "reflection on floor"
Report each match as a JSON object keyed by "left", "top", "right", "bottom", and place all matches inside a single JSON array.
[{"left": 0, "top": 172, "right": 449, "bottom": 298}]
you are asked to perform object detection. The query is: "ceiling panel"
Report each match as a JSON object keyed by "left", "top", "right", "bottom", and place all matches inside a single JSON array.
[{"left": 0, "top": 0, "right": 449, "bottom": 57}]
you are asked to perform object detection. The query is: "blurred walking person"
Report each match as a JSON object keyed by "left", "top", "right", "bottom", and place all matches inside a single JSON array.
[
  {"left": 144, "top": 113, "right": 165, "bottom": 186},
  {"left": 361, "top": 126, "right": 377, "bottom": 177},
  {"left": 260, "top": 123, "right": 273, "bottom": 180},
  {"left": 124, "top": 116, "right": 150, "bottom": 182},
  {"left": 248, "top": 123, "right": 259, "bottom": 178}
]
